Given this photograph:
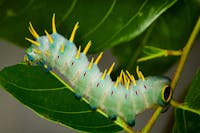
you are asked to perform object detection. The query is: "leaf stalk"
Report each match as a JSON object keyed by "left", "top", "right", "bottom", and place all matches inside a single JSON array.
[{"left": 170, "top": 99, "right": 200, "bottom": 116}]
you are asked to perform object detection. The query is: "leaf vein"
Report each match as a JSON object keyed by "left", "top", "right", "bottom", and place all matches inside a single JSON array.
[
  {"left": 57, "top": 0, "right": 78, "bottom": 26},
  {"left": 104, "top": 0, "right": 149, "bottom": 44},
  {"left": 29, "top": 102, "right": 91, "bottom": 114},
  {"left": 81, "top": 0, "right": 117, "bottom": 39},
  {"left": 1, "top": 78, "right": 66, "bottom": 91}
]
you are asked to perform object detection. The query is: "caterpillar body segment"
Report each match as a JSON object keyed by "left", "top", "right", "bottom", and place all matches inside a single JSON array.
[{"left": 24, "top": 15, "right": 172, "bottom": 126}]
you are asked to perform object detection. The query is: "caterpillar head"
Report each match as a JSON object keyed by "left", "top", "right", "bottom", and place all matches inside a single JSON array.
[
  {"left": 24, "top": 47, "right": 41, "bottom": 65},
  {"left": 144, "top": 76, "right": 172, "bottom": 107},
  {"left": 155, "top": 76, "right": 172, "bottom": 106}
]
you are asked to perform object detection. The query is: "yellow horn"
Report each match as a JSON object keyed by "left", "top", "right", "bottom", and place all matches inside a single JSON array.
[
  {"left": 75, "top": 46, "right": 81, "bottom": 59},
  {"left": 83, "top": 41, "right": 91, "bottom": 54},
  {"left": 52, "top": 13, "right": 56, "bottom": 33},
  {"left": 126, "top": 70, "right": 136, "bottom": 86},
  {"left": 101, "top": 69, "right": 107, "bottom": 80},
  {"left": 119, "top": 70, "right": 123, "bottom": 84},
  {"left": 29, "top": 22, "right": 39, "bottom": 39},
  {"left": 136, "top": 66, "right": 145, "bottom": 80},
  {"left": 69, "top": 22, "right": 79, "bottom": 42},
  {"left": 88, "top": 57, "right": 94, "bottom": 69},
  {"left": 107, "top": 62, "right": 115, "bottom": 75},
  {"left": 45, "top": 30, "right": 53, "bottom": 44},
  {"left": 25, "top": 37, "right": 40, "bottom": 47},
  {"left": 94, "top": 52, "right": 103, "bottom": 64},
  {"left": 60, "top": 44, "right": 65, "bottom": 53},
  {"left": 126, "top": 78, "right": 130, "bottom": 90},
  {"left": 122, "top": 71, "right": 127, "bottom": 84}
]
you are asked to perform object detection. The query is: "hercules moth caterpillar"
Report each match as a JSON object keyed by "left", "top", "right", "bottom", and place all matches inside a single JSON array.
[{"left": 24, "top": 14, "right": 173, "bottom": 126}]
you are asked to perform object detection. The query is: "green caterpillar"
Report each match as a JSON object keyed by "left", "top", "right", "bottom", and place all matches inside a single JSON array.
[{"left": 24, "top": 15, "right": 172, "bottom": 126}]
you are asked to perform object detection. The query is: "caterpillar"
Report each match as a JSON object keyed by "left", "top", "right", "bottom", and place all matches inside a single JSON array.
[{"left": 24, "top": 14, "right": 172, "bottom": 126}]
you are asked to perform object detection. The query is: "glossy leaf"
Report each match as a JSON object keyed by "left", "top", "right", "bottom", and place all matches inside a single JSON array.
[
  {"left": 111, "top": 0, "right": 200, "bottom": 76},
  {"left": 173, "top": 109, "right": 200, "bottom": 133},
  {"left": 0, "top": 0, "right": 176, "bottom": 52},
  {"left": 0, "top": 64, "right": 122, "bottom": 133},
  {"left": 172, "top": 68, "right": 200, "bottom": 132}
]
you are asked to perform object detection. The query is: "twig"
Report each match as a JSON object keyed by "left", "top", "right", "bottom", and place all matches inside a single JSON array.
[
  {"left": 171, "top": 16, "right": 200, "bottom": 90},
  {"left": 170, "top": 99, "right": 200, "bottom": 115},
  {"left": 141, "top": 17, "right": 200, "bottom": 133},
  {"left": 142, "top": 106, "right": 163, "bottom": 133},
  {"left": 137, "top": 48, "right": 182, "bottom": 62}
]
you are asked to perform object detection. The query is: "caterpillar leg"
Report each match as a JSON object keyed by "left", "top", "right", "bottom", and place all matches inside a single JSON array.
[
  {"left": 74, "top": 93, "right": 82, "bottom": 100},
  {"left": 36, "top": 60, "right": 45, "bottom": 67},
  {"left": 108, "top": 114, "right": 117, "bottom": 121},
  {"left": 123, "top": 114, "right": 136, "bottom": 127},
  {"left": 88, "top": 98, "right": 98, "bottom": 111},
  {"left": 36, "top": 60, "right": 52, "bottom": 72},
  {"left": 161, "top": 104, "right": 170, "bottom": 113},
  {"left": 89, "top": 105, "right": 97, "bottom": 111},
  {"left": 44, "top": 64, "right": 52, "bottom": 72},
  {"left": 127, "top": 119, "right": 135, "bottom": 127}
]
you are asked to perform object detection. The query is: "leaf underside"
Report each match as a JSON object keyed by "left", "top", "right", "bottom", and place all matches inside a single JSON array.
[{"left": 0, "top": 64, "right": 122, "bottom": 133}]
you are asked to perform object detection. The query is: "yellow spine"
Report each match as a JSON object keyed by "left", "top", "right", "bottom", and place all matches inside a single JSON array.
[
  {"left": 29, "top": 22, "right": 39, "bottom": 39},
  {"left": 88, "top": 57, "right": 94, "bottom": 69},
  {"left": 126, "top": 70, "right": 136, "bottom": 86},
  {"left": 45, "top": 30, "right": 53, "bottom": 44},
  {"left": 94, "top": 52, "right": 103, "bottom": 64},
  {"left": 52, "top": 14, "right": 56, "bottom": 33},
  {"left": 69, "top": 22, "right": 79, "bottom": 42},
  {"left": 25, "top": 37, "right": 40, "bottom": 47},
  {"left": 101, "top": 69, "right": 107, "bottom": 80},
  {"left": 75, "top": 46, "right": 81, "bottom": 59},
  {"left": 60, "top": 44, "right": 65, "bottom": 52},
  {"left": 107, "top": 62, "right": 115, "bottom": 75},
  {"left": 83, "top": 41, "right": 91, "bottom": 54}
]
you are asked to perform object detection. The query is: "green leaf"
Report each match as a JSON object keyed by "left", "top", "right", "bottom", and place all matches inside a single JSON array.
[
  {"left": 185, "top": 69, "right": 200, "bottom": 110},
  {"left": 172, "top": 68, "right": 200, "bottom": 133},
  {"left": 173, "top": 109, "right": 200, "bottom": 133},
  {"left": 0, "top": 64, "right": 122, "bottom": 133},
  {"left": 111, "top": 0, "right": 200, "bottom": 76},
  {"left": 0, "top": 0, "right": 176, "bottom": 52}
]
